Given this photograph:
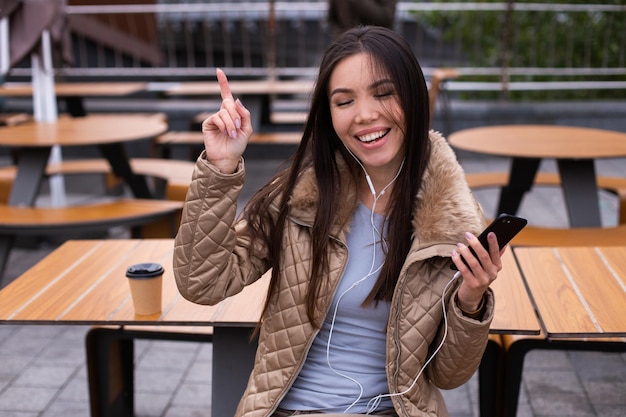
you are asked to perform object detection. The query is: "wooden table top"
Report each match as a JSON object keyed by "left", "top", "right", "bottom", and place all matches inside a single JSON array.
[
  {"left": 448, "top": 125, "right": 626, "bottom": 159},
  {"left": 0, "top": 239, "right": 267, "bottom": 326},
  {"left": 0, "top": 239, "right": 539, "bottom": 335},
  {"left": 489, "top": 250, "right": 540, "bottom": 335},
  {"left": 0, "top": 82, "right": 148, "bottom": 97},
  {"left": 0, "top": 114, "right": 167, "bottom": 147},
  {"left": 165, "top": 79, "right": 315, "bottom": 96},
  {"left": 514, "top": 246, "right": 626, "bottom": 338}
]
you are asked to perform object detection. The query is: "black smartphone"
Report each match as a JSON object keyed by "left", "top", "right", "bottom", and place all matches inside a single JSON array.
[{"left": 450, "top": 213, "right": 528, "bottom": 270}]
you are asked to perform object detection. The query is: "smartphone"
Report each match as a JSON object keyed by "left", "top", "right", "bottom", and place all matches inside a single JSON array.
[{"left": 450, "top": 213, "right": 528, "bottom": 270}]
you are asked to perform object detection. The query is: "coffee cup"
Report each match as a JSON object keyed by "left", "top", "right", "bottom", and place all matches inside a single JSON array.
[{"left": 126, "top": 263, "right": 164, "bottom": 315}]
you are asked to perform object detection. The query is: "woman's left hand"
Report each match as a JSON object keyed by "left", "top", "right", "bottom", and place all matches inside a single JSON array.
[{"left": 451, "top": 231, "right": 505, "bottom": 312}]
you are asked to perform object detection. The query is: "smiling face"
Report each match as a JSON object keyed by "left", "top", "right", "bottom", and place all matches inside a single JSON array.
[{"left": 328, "top": 53, "right": 406, "bottom": 182}]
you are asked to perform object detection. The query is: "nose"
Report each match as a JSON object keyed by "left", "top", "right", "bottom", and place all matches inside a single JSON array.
[{"left": 355, "top": 99, "right": 379, "bottom": 123}]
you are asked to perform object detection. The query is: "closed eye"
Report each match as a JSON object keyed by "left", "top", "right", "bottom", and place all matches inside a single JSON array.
[
  {"left": 375, "top": 90, "right": 395, "bottom": 99},
  {"left": 334, "top": 98, "right": 353, "bottom": 107}
]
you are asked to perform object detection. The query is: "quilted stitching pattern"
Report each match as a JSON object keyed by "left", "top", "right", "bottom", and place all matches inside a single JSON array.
[{"left": 174, "top": 136, "right": 494, "bottom": 417}]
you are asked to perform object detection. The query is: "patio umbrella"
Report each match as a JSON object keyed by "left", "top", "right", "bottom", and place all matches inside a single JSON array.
[{"left": 0, "top": 0, "right": 73, "bottom": 206}]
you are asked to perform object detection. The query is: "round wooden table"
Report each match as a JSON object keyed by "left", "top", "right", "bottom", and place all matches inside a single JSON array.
[
  {"left": 449, "top": 125, "right": 626, "bottom": 227},
  {"left": 0, "top": 113, "right": 167, "bottom": 205}
]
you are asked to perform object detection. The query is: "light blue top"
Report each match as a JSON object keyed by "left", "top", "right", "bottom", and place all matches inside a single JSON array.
[{"left": 280, "top": 203, "right": 393, "bottom": 413}]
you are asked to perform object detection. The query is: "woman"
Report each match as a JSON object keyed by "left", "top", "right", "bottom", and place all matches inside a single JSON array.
[{"left": 174, "top": 26, "right": 503, "bottom": 417}]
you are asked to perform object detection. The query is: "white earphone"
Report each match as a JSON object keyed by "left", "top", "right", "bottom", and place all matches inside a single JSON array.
[
  {"left": 324, "top": 147, "right": 406, "bottom": 412},
  {"left": 365, "top": 271, "right": 461, "bottom": 413},
  {"left": 330, "top": 146, "right": 461, "bottom": 414}
]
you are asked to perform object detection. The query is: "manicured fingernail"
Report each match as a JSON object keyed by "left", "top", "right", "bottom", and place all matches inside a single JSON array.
[
  {"left": 230, "top": 130, "right": 237, "bottom": 139},
  {"left": 236, "top": 98, "right": 244, "bottom": 108},
  {"left": 452, "top": 250, "right": 458, "bottom": 256},
  {"left": 465, "top": 232, "right": 474, "bottom": 240},
  {"left": 235, "top": 118, "right": 241, "bottom": 129},
  {"left": 457, "top": 242, "right": 464, "bottom": 248}
]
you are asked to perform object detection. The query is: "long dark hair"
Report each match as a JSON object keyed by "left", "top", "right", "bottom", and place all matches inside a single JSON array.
[{"left": 243, "top": 26, "right": 431, "bottom": 328}]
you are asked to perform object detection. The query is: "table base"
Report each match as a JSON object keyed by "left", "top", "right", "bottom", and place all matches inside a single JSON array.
[
  {"left": 86, "top": 326, "right": 257, "bottom": 417},
  {"left": 497, "top": 157, "right": 602, "bottom": 227}
]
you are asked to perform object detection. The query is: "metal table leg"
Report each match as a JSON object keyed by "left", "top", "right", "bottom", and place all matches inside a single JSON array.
[
  {"left": 557, "top": 159, "right": 602, "bottom": 227},
  {"left": 212, "top": 327, "right": 258, "bottom": 416},
  {"left": 497, "top": 158, "right": 541, "bottom": 217}
]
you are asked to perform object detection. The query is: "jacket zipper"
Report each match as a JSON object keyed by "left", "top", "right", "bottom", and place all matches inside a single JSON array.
[
  {"left": 266, "top": 216, "right": 349, "bottom": 416},
  {"left": 390, "top": 269, "right": 410, "bottom": 417}
]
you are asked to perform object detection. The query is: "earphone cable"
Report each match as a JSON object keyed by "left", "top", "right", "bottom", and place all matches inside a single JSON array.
[{"left": 365, "top": 271, "right": 462, "bottom": 414}]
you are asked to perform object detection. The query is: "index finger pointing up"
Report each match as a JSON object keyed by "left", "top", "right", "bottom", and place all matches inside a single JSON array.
[{"left": 216, "top": 68, "right": 234, "bottom": 101}]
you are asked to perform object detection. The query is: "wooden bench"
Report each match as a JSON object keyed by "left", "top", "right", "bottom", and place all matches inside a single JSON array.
[
  {"left": 0, "top": 158, "right": 196, "bottom": 204},
  {"left": 191, "top": 110, "right": 307, "bottom": 130},
  {"left": 270, "top": 111, "right": 307, "bottom": 125},
  {"left": 0, "top": 113, "right": 31, "bottom": 126},
  {"left": 0, "top": 199, "right": 182, "bottom": 237},
  {"left": 156, "top": 130, "right": 301, "bottom": 147},
  {"left": 512, "top": 223, "right": 626, "bottom": 246},
  {"left": 465, "top": 171, "right": 626, "bottom": 225},
  {"left": 153, "top": 130, "right": 302, "bottom": 160}
]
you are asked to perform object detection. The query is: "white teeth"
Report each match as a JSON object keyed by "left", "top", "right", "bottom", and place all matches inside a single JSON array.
[{"left": 357, "top": 130, "right": 388, "bottom": 143}]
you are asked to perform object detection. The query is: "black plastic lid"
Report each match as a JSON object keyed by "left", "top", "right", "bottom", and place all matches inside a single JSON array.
[{"left": 126, "top": 263, "right": 164, "bottom": 278}]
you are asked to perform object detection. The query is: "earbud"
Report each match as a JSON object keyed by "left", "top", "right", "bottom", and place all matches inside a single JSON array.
[
  {"left": 340, "top": 143, "right": 404, "bottom": 200},
  {"left": 365, "top": 175, "right": 376, "bottom": 196}
]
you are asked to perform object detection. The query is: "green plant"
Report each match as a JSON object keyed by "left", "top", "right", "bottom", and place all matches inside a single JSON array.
[{"left": 414, "top": 0, "right": 626, "bottom": 100}]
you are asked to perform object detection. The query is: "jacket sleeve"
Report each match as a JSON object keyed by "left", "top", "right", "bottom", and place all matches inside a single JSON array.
[
  {"left": 173, "top": 152, "right": 271, "bottom": 305},
  {"left": 425, "top": 286, "right": 494, "bottom": 389}
]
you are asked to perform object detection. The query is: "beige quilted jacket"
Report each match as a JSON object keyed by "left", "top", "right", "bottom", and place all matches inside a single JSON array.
[{"left": 174, "top": 131, "right": 493, "bottom": 417}]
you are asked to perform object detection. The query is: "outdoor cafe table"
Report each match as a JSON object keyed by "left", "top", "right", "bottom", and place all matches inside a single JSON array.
[
  {"left": 0, "top": 82, "right": 148, "bottom": 116},
  {"left": 514, "top": 245, "right": 626, "bottom": 339},
  {"left": 448, "top": 125, "right": 626, "bottom": 228},
  {"left": 0, "top": 113, "right": 167, "bottom": 206},
  {"left": 0, "top": 239, "right": 265, "bottom": 417},
  {"left": 0, "top": 239, "right": 538, "bottom": 417},
  {"left": 493, "top": 246, "right": 626, "bottom": 417}
]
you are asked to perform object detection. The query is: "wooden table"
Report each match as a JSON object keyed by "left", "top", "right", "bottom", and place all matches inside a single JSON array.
[
  {"left": 0, "top": 239, "right": 538, "bottom": 417},
  {"left": 0, "top": 113, "right": 167, "bottom": 205},
  {"left": 488, "top": 250, "right": 540, "bottom": 335},
  {"left": 0, "top": 239, "right": 266, "bottom": 417},
  {"left": 494, "top": 246, "right": 626, "bottom": 417},
  {"left": 165, "top": 79, "right": 314, "bottom": 130},
  {"left": 448, "top": 125, "right": 626, "bottom": 227},
  {"left": 514, "top": 246, "right": 626, "bottom": 338},
  {"left": 0, "top": 82, "right": 148, "bottom": 116}
]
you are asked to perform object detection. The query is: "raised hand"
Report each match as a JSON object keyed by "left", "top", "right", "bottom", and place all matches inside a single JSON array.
[{"left": 201, "top": 68, "right": 252, "bottom": 174}]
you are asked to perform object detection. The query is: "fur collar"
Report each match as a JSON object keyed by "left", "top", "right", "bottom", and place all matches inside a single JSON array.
[{"left": 288, "top": 131, "right": 484, "bottom": 246}]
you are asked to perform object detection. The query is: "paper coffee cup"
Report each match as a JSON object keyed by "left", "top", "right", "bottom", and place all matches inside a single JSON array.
[{"left": 126, "top": 263, "right": 164, "bottom": 316}]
